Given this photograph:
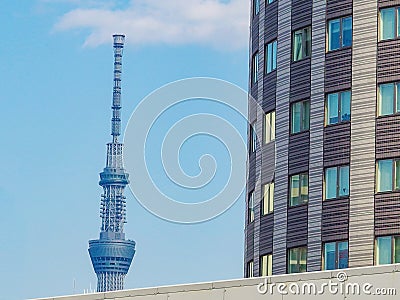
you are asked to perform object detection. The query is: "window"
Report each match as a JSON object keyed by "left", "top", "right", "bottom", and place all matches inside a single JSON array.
[
  {"left": 291, "top": 100, "right": 310, "bottom": 134},
  {"left": 288, "top": 247, "right": 307, "bottom": 274},
  {"left": 247, "top": 260, "right": 254, "bottom": 277},
  {"left": 264, "top": 111, "right": 275, "bottom": 144},
  {"left": 267, "top": 0, "right": 274, "bottom": 3},
  {"left": 325, "top": 91, "right": 351, "bottom": 125},
  {"left": 289, "top": 173, "right": 308, "bottom": 207},
  {"left": 248, "top": 191, "right": 255, "bottom": 223},
  {"left": 323, "top": 241, "right": 348, "bottom": 270},
  {"left": 379, "top": 8, "right": 400, "bottom": 41},
  {"left": 376, "top": 159, "right": 400, "bottom": 192},
  {"left": 375, "top": 236, "right": 400, "bottom": 265},
  {"left": 260, "top": 254, "right": 272, "bottom": 276},
  {"left": 265, "top": 40, "right": 277, "bottom": 73},
  {"left": 262, "top": 182, "right": 274, "bottom": 215},
  {"left": 293, "top": 27, "right": 311, "bottom": 61},
  {"left": 378, "top": 82, "right": 400, "bottom": 116},
  {"left": 324, "top": 165, "right": 350, "bottom": 200},
  {"left": 253, "top": 0, "right": 260, "bottom": 16},
  {"left": 327, "top": 16, "right": 352, "bottom": 51},
  {"left": 252, "top": 52, "right": 259, "bottom": 84},
  {"left": 250, "top": 122, "right": 257, "bottom": 153}
]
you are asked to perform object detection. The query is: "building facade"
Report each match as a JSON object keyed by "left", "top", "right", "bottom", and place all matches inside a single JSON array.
[{"left": 245, "top": 0, "right": 400, "bottom": 277}]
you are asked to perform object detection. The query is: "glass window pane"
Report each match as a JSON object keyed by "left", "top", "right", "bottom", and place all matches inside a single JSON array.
[
  {"left": 340, "top": 91, "right": 351, "bottom": 122},
  {"left": 377, "top": 160, "right": 393, "bottom": 192},
  {"left": 253, "top": 53, "right": 259, "bottom": 84},
  {"left": 267, "top": 43, "right": 273, "bottom": 73},
  {"left": 326, "top": 93, "right": 339, "bottom": 125},
  {"left": 265, "top": 111, "right": 275, "bottom": 143},
  {"left": 396, "top": 83, "right": 400, "bottom": 113},
  {"left": 339, "top": 166, "right": 350, "bottom": 197},
  {"left": 289, "top": 248, "right": 299, "bottom": 273},
  {"left": 325, "top": 167, "right": 338, "bottom": 199},
  {"left": 376, "top": 236, "right": 392, "bottom": 265},
  {"left": 300, "top": 174, "right": 309, "bottom": 204},
  {"left": 293, "top": 30, "right": 303, "bottom": 61},
  {"left": 299, "top": 247, "right": 307, "bottom": 273},
  {"left": 324, "top": 242, "right": 336, "bottom": 270},
  {"left": 396, "top": 160, "right": 400, "bottom": 190},
  {"left": 290, "top": 175, "right": 300, "bottom": 206},
  {"left": 379, "top": 84, "right": 394, "bottom": 116},
  {"left": 271, "top": 111, "right": 275, "bottom": 141},
  {"left": 248, "top": 261, "right": 254, "bottom": 277},
  {"left": 304, "top": 27, "right": 311, "bottom": 57},
  {"left": 394, "top": 237, "right": 400, "bottom": 263},
  {"left": 292, "top": 102, "right": 301, "bottom": 133},
  {"left": 398, "top": 9, "right": 400, "bottom": 38},
  {"left": 268, "top": 254, "right": 273, "bottom": 276},
  {"left": 254, "top": 0, "right": 260, "bottom": 15},
  {"left": 302, "top": 101, "right": 310, "bottom": 131},
  {"left": 265, "top": 113, "right": 271, "bottom": 143},
  {"left": 261, "top": 255, "right": 267, "bottom": 276},
  {"left": 248, "top": 192, "right": 255, "bottom": 222},
  {"left": 263, "top": 183, "right": 273, "bottom": 215},
  {"left": 380, "top": 8, "right": 395, "bottom": 40},
  {"left": 269, "top": 182, "right": 274, "bottom": 213},
  {"left": 328, "top": 19, "right": 341, "bottom": 51},
  {"left": 272, "top": 41, "right": 277, "bottom": 70},
  {"left": 338, "top": 241, "right": 349, "bottom": 269},
  {"left": 342, "top": 17, "right": 353, "bottom": 47}
]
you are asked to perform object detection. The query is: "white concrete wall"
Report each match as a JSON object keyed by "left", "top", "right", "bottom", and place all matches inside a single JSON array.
[{"left": 35, "top": 265, "right": 400, "bottom": 300}]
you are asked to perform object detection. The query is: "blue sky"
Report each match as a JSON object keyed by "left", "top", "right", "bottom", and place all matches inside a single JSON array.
[{"left": 0, "top": 1, "right": 250, "bottom": 299}]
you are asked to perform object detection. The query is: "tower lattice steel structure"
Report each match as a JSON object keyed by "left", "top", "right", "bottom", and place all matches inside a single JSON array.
[{"left": 88, "top": 34, "right": 136, "bottom": 292}]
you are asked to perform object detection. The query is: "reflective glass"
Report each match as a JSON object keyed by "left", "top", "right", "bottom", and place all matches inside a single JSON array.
[
  {"left": 377, "top": 160, "right": 393, "bottom": 192},
  {"left": 341, "top": 91, "right": 351, "bottom": 122},
  {"left": 342, "top": 17, "right": 353, "bottom": 47},
  {"left": 379, "top": 84, "right": 394, "bottom": 116},
  {"left": 380, "top": 8, "right": 395, "bottom": 40},
  {"left": 324, "top": 242, "right": 336, "bottom": 270},
  {"left": 339, "top": 166, "right": 350, "bottom": 197},
  {"left": 325, "top": 167, "right": 337, "bottom": 199},
  {"left": 376, "top": 236, "right": 392, "bottom": 265},
  {"left": 328, "top": 19, "right": 341, "bottom": 51}
]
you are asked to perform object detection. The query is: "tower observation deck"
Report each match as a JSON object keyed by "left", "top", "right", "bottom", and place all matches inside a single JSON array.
[{"left": 88, "top": 34, "right": 136, "bottom": 292}]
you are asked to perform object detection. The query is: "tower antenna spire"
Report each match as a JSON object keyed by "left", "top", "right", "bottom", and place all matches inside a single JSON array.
[
  {"left": 88, "top": 34, "right": 136, "bottom": 293},
  {"left": 111, "top": 34, "right": 125, "bottom": 142}
]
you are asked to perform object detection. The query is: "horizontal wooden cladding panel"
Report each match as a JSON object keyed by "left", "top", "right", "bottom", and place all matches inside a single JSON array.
[
  {"left": 260, "top": 214, "right": 274, "bottom": 254},
  {"left": 252, "top": 19, "right": 259, "bottom": 53},
  {"left": 322, "top": 198, "right": 349, "bottom": 242},
  {"left": 290, "top": 58, "right": 311, "bottom": 102},
  {"left": 326, "top": 0, "right": 353, "bottom": 20},
  {"left": 250, "top": 83, "right": 258, "bottom": 100},
  {"left": 324, "top": 122, "right": 351, "bottom": 167},
  {"left": 376, "top": 115, "right": 400, "bottom": 159},
  {"left": 375, "top": 192, "right": 400, "bottom": 236},
  {"left": 378, "top": 40, "right": 400, "bottom": 84},
  {"left": 379, "top": 0, "right": 400, "bottom": 9},
  {"left": 291, "top": 0, "right": 312, "bottom": 31},
  {"left": 265, "top": 1, "right": 278, "bottom": 42},
  {"left": 246, "top": 223, "right": 255, "bottom": 261},
  {"left": 325, "top": 48, "right": 352, "bottom": 93},
  {"left": 261, "top": 141, "right": 275, "bottom": 184},
  {"left": 248, "top": 152, "right": 257, "bottom": 191},
  {"left": 289, "top": 131, "right": 310, "bottom": 175},
  {"left": 263, "top": 71, "right": 277, "bottom": 112},
  {"left": 287, "top": 205, "right": 308, "bottom": 248}
]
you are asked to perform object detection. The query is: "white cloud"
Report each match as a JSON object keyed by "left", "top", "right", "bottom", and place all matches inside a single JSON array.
[{"left": 52, "top": 0, "right": 250, "bottom": 50}]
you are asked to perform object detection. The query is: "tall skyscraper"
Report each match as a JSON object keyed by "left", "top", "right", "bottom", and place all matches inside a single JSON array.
[
  {"left": 245, "top": 0, "right": 400, "bottom": 277},
  {"left": 88, "top": 34, "right": 136, "bottom": 292}
]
